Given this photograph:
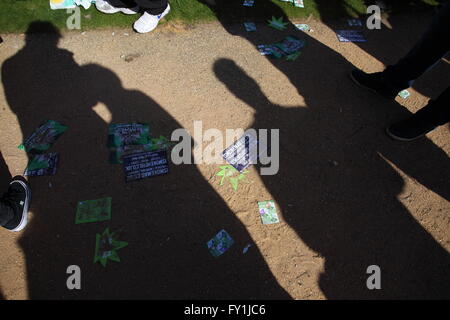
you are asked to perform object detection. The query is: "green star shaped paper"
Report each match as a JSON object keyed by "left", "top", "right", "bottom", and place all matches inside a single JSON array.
[
  {"left": 94, "top": 228, "right": 128, "bottom": 267},
  {"left": 267, "top": 16, "right": 288, "bottom": 31},
  {"left": 216, "top": 165, "right": 249, "bottom": 191}
]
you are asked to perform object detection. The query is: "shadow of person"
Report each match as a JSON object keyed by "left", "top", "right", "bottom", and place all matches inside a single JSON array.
[
  {"left": 213, "top": 58, "right": 450, "bottom": 299},
  {"left": 1, "top": 21, "right": 291, "bottom": 299},
  {"left": 200, "top": 0, "right": 449, "bottom": 104},
  {"left": 315, "top": 0, "right": 450, "bottom": 100},
  {"left": 200, "top": 0, "right": 449, "bottom": 201}
]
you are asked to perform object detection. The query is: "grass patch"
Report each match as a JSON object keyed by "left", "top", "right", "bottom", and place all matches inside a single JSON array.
[{"left": 0, "top": 0, "right": 439, "bottom": 33}]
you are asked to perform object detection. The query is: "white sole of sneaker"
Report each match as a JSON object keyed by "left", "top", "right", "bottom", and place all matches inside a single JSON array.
[
  {"left": 10, "top": 180, "right": 31, "bottom": 232},
  {"left": 120, "top": 6, "right": 140, "bottom": 15}
]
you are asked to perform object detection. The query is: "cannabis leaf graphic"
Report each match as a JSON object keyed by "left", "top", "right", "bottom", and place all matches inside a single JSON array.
[
  {"left": 267, "top": 16, "right": 288, "bottom": 31},
  {"left": 94, "top": 228, "right": 128, "bottom": 267},
  {"left": 216, "top": 165, "right": 249, "bottom": 191}
]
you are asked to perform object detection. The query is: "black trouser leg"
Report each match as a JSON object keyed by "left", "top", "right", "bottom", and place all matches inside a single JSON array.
[
  {"left": 384, "top": 1, "right": 450, "bottom": 89},
  {"left": 135, "top": 0, "right": 169, "bottom": 14},
  {"left": 0, "top": 152, "right": 13, "bottom": 227},
  {"left": 101, "top": 0, "right": 168, "bottom": 14},
  {"left": 416, "top": 87, "right": 450, "bottom": 126},
  {"left": 0, "top": 198, "right": 14, "bottom": 227},
  {"left": 106, "top": 0, "right": 138, "bottom": 8}
]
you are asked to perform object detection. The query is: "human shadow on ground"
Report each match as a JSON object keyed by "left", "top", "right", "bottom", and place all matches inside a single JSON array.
[
  {"left": 313, "top": 0, "right": 450, "bottom": 101},
  {"left": 213, "top": 55, "right": 450, "bottom": 298},
  {"left": 199, "top": 0, "right": 449, "bottom": 102},
  {"left": 1, "top": 21, "right": 291, "bottom": 299},
  {"left": 198, "top": 0, "right": 450, "bottom": 300}
]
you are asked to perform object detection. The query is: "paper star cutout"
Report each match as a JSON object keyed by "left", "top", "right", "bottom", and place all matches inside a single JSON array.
[
  {"left": 267, "top": 16, "right": 288, "bottom": 31},
  {"left": 94, "top": 228, "right": 128, "bottom": 267},
  {"left": 216, "top": 165, "right": 249, "bottom": 191}
]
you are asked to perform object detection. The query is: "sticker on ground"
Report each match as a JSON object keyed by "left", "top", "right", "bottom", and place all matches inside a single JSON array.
[
  {"left": 258, "top": 200, "right": 280, "bottom": 224},
  {"left": 398, "top": 89, "right": 410, "bottom": 99},
  {"left": 207, "top": 229, "right": 234, "bottom": 257}
]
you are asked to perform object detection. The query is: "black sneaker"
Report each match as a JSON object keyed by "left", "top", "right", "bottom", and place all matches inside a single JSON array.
[
  {"left": 350, "top": 69, "right": 400, "bottom": 99},
  {"left": 2, "top": 176, "right": 31, "bottom": 232},
  {"left": 386, "top": 115, "right": 438, "bottom": 142}
]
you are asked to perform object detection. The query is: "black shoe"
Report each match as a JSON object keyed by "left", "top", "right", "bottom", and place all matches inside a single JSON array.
[
  {"left": 2, "top": 176, "right": 31, "bottom": 232},
  {"left": 350, "top": 69, "right": 399, "bottom": 99},
  {"left": 386, "top": 115, "right": 438, "bottom": 142}
]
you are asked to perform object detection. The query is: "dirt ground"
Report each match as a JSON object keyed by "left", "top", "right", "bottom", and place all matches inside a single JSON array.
[{"left": 0, "top": 9, "right": 449, "bottom": 300}]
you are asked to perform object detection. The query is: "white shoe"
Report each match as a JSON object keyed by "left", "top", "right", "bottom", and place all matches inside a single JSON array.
[
  {"left": 133, "top": 4, "right": 170, "bottom": 34},
  {"left": 95, "top": 0, "right": 140, "bottom": 15}
]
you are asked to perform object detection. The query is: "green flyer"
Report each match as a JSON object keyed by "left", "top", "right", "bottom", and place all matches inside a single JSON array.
[
  {"left": 107, "top": 123, "right": 150, "bottom": 148},
  {"left": 18, "top": 120, "right": 68, "bottom": 154},
  {"left": 75, "top": 197, "right": 112, "bottom": 224}
]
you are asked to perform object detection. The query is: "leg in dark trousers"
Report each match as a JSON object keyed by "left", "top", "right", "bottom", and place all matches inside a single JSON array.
[
  {"left": 105, "top": 0, "right": 139, "bottom": 8},
  {"left": 384, "top": 2, "right": 450, "bottom": 140},
  {"left": 135, "top": 0, "right": 168, "bottom": 15},
  {"left": 386, "top": 87, "right": 450, "bottom": 141},
  {"left": 384, "top": 0, "right": 450, "bottom": 89},
  {"left": 0, "top": 152, "right": 13, "bottom": 227},
  {"left": 103, "top": 0, "right": 168, "bottom": 14},
  {"left": 0, "top": 151, "right": 31, "bottom": 231},
  {"left": 419, "top": 87, "right": 450, "bottom": 127},
  {"left": 0, "top": 198, "right": 14, "bottom": 227},
  {"left": 351, "top": 1, "right": 450, "bottom": 139}
]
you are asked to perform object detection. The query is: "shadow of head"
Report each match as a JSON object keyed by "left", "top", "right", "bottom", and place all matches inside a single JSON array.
[{"left": 24, "top": 21, "right": 62, "bottom": 47}]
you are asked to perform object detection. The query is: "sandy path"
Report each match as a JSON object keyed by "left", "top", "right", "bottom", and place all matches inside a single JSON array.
[{"left": 0, "top": 13, "right": 448, "bottom": 299}]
